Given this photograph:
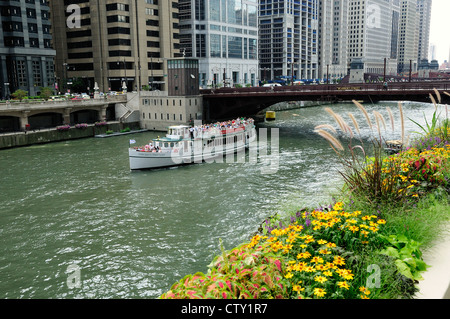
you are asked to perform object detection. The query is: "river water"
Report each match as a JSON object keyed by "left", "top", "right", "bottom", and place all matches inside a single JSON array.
[{"left": 0, "top": 101, "right": 440, "bottom": 298}]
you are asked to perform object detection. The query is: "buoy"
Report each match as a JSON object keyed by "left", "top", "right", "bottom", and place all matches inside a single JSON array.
[{"left": 266, "top": 111, "right": 276, "bottom": 121}]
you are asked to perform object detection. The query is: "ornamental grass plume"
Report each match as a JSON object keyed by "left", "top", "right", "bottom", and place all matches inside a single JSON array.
[
  {"left": 386, "top": 107, "right": 395, "bottom": 133},
  {"left": 314, "top": 128, "right": 344, "bottom": 152},
  {"left": 315, "top": 101, "right": 413, "bottom": 206}
]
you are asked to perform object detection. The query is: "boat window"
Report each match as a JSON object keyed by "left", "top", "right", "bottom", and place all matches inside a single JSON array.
[
  {"left": 164, "top": 142, "right": 168, "bottom": 148},
  {"left": 170, "top": 143, "right": 174, "bottom": 148}
]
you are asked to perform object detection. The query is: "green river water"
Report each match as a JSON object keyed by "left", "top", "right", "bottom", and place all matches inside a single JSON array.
[{"left": 0, "top": 101, "right": 439, "bottom": 298}]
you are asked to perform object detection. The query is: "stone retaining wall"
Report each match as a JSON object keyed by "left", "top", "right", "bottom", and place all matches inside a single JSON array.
[{"left": 0, "top": 122, "right": 141, "bottom": 149}]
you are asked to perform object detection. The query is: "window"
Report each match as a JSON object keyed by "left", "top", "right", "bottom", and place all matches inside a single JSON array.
[{"left": 32, "top": 60, "right": 42, "bottom": 86}]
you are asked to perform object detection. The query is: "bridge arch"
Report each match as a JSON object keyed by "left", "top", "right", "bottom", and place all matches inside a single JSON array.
[
  {"left": 70, "top": 109, "right": 99, "bottom": 125},
  {"left": 0, "top": 115, "right": 21, "bottom": 133},
  {"left": 28, "top": 112, "right": 64, "bottom": 129}
]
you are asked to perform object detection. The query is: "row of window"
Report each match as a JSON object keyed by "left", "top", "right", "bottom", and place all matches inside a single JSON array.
[
  {"left": 0, "top": 6, "right": 49, "bottom": 19},
  {"left": 4, "top": 36, "right": 51, "bottom": 48},
  {"left": 142, "top": 112, "right": 184, "bottom": 122},
  {"left": 142, "top": 98, "right": 199, "bottom": 107},
  {"left": 2, "top": 21, "right": 51, "bottom": 34}
]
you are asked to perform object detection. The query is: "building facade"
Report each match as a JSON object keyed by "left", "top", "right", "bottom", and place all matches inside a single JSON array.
[
  {"left": 178, "top": 0, "right": 258, "bottom": 88},
  {"left": 398, "top": 0, "right": 419, "bottom": 74},
  {"left": 0, "top": 0, "right": 56, "bottom": 99},
  {"left": 345, "top": 0, "right": 400, "bottom": 77},
  {"left": 318, "top": 0, "right": 349, "bottom": 82},
  {"left": 50, "top": 0, "right": 182, "bottom": 94},
  {"left": 259, "top": 0, "right": 319, "bottom": 81},
  {"left": 417, "top": 0, "right": 432, "bottom": 61}
]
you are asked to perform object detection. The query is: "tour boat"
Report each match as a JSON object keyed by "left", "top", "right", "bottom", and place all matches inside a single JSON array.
[{"left": 128, "top": 118, "right": 257, "bottom": 170}]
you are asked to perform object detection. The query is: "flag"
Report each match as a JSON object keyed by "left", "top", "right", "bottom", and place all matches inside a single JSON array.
[{"left": 129, "top": 139, "right": 136, "bottom": 144}]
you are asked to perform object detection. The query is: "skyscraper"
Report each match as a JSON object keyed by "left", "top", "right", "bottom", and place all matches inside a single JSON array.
[
  {"left": 0, "top": 0, "right": 56, "bottom": 99},
  {"left": 178, "top": 0, "right": 258, "bottom": 87},
  {"left": 49, "top": 0, "right": 181, "bottom": 94},
  {"left": 259, "top": 0, "right": 319, "bottom": 81},
  {"left": 417, "top": 0, "right": 432, "bottom": 61},
  {"left": 398, "top": 0, "right": 419, "bottom": 74},
  {"left": 318, "top": 0, "right": 349, "bottom": 81},
  {"left": 346, "top": 0, "right": 400, "bottom": 76}
]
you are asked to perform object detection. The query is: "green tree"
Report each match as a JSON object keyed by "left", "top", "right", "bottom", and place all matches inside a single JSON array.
[
  {"left": 12, "top": 89, "right": 28, "bottom": 101},
  {"left": 39, "top": 87, "right": 54, "bottom": 100}
]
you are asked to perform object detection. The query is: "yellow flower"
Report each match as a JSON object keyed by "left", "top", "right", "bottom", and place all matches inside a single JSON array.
[
  {"left": 333, "top": 256, "right": 346, "bottom": 266},
  {"left": 304, "top": 266, "right": 315, "bottom": 272},
  {"left": 317, "top": 239, "right": 328, "bottom": 245},
  {"left": 293, "top": 285, "right": 305, "bottom": 292},
  {"left": 314, "top": 276, "right": 328, "bottom": 284},
  {"left": 297, "top": 252, "right": 311, "bottom": 259},
  {"left": 323, "top": 270, "right": 333, "bottom": 277},
  {"left": 333, "top": 202, "right": 344, "bottom": 211},
  {"left": 326, "top": 242, "right": 337, "bottom": 248},
  {"left": 347, "top": 225, "right": 359, "bottom": 233},
  {"left": 285, "top": 272, "right": 293, "bottom": 279},
  {"left": 337, "top": 281, "right": 350, "bottom": 290},
  {"left": 313, "top": 288, "right": 327, "bottom": 298},
  {"left": 311, "top": 256, "right": 324, "bottom": 264},
  {"left": 319, "top": 249, "right": 331, "bottom": 255},
  {"left": 377, "top": 219, "right": 386, "bottom": 225}
]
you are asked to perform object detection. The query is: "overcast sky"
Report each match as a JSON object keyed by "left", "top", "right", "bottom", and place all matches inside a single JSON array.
[{"left": 429, "top": 0, "right": 450, "bottom": 62}]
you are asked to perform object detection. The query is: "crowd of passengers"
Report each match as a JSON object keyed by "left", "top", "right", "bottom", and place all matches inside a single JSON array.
[
  {"left": 134, "top": 118, "right": 254, "bottom": 152},
  {"left": 189, "top": 117, "right": 254, "bottom": 138}
]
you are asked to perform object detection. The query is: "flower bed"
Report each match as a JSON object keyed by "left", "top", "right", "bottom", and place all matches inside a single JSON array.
[
  {"left": 161, "top": 202, "right": 426, "bottom": 299},
  {"left": 160, "top": 94, "right": 450, "bottom": 300},
  {"left": 75, "top": 123, "right": 88, "bottom": 129},
  {"left": 56, "top": 125, "right": 71, "bottom": 131}
]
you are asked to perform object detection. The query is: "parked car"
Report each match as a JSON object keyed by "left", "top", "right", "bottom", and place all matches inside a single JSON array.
[
  {"left": 263, "top": 83, "right": 282, "bottom": 87},
  {"left": 49, "top": 96, "right": 66, "bottom": 101}
]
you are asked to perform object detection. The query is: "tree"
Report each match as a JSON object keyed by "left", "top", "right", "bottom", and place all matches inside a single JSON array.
[
  {"left": 39, "top": 87, "right": 54, "bottom": 100},
  {"left": 12, "top": 89, "right": 28, "bottom": 101}
]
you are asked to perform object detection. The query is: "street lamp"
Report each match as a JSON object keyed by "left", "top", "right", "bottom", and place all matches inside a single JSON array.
[{"left": 63, "top": 62, "right": 68, "bottom": 93}]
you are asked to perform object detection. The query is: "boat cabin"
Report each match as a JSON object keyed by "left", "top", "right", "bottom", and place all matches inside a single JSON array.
[{"left": 166, "top": 125, "right": 190, "bottom": 139}]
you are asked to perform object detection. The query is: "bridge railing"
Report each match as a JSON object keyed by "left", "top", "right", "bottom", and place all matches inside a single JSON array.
[{"left": 200, "top": 81, "right": 450, "bottom": 95}]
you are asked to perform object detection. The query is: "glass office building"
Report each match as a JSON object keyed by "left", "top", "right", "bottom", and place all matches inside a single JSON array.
[
  {"left": 0, "top": 0, "right": 56, "bottom": 99},
  {"left": 179, "top": 0, "right": 259, "bottom": 87},
  {"left": 259, "top": 0, "right": 319, "bottom": 81}
]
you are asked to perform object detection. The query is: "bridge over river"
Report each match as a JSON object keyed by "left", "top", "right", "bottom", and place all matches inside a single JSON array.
[{"left": 201, "top": 81, "right": 450, "bottom": 121}]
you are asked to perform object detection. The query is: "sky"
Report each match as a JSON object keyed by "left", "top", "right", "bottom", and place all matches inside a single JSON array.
[{"left": 429, "top": 0, "right": 450, "bottom": 63}]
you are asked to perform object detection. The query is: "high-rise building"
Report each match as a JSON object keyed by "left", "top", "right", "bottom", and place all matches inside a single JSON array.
[
  {"left": 259, "top": 0, "right": 319, "bottom": 81},
  {"left": 318, "top": 0, "right": 349, "bottom": 82},
  {"left": 0, "top": 0, "right": 56, "bottom": 99},
  {"left": 417, "top": 0, "right": 432, "bottom": 61},
  {"left": 178, "top": 0, "right": 258, "bottom": 87},
  {"left": 346, "top": 0, "right": 400, "bottom": 76},
  {"left": 49, "top": 0, "right": 181, "bottom": 94},
  {"left": 398, "top": 0, "right": 419, "bottom": 74}
]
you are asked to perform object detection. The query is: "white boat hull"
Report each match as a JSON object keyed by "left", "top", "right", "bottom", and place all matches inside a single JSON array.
[{"left": 129, "top": 127, "right": 256, "bottom": 170}]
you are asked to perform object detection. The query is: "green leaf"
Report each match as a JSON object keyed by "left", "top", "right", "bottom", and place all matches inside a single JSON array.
[
  {"left": 379, "top": 246, "right": 400, "bottom": 258},
  {"left": 395, "top": 259, "right": 414, "bottom": 280}
]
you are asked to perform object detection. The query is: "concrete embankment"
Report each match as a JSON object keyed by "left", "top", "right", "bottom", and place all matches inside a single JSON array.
[
  {"left": 0, "top": 121, "right": 141, "bottom": 150},
  {"left": 415, "top": 223, "right": 450, "bottom": 299}
]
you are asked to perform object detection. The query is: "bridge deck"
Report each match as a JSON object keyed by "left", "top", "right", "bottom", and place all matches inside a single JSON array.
[{"left": 201, "top": 81, "right": 450, "bottom": 121}]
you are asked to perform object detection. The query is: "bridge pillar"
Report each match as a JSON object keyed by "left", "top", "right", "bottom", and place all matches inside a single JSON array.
[
  {"left": 63, "top": 108, "right": 72, "bottom": 125},
  {"left": 99, "top": 105, "right": 107, "bottom": 121},
  {"left": 20, "top": 111, "right": 30, "bottom": 131}
]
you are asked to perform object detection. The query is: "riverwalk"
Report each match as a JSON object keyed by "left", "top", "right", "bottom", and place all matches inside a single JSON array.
[{"left": 415, "top": 223, "right": 450, "bottom": 299}]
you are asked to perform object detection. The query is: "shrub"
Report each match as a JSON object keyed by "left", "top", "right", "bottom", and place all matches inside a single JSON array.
[{"left": 160, "top": 239, "right": 289, "bottom": 299}]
